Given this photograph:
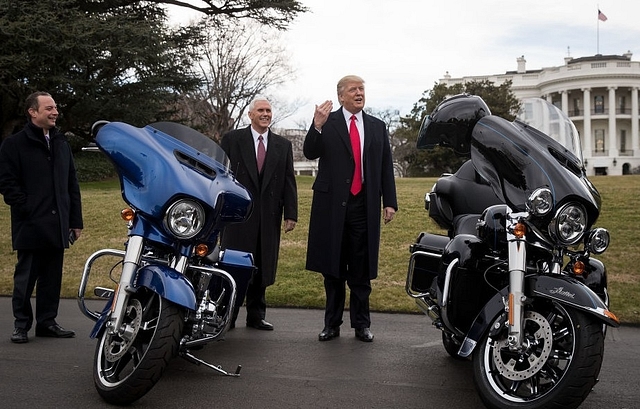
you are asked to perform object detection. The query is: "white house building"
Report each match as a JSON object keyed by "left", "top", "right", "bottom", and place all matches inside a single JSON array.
[{"left": 440, "top": 52, "right": 640, "bottom": 176}]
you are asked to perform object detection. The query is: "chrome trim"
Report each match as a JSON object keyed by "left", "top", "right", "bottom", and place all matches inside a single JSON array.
[
  {"left": 441, "top": 259, "right": 462, "bottom": 336},
  {"left": 405, "top": 250, "right": 441, "bottom": 298}
]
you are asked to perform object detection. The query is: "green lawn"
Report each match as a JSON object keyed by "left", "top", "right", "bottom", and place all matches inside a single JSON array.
[{"left": 0, "top": 175, "right": 638, "bottom": 324}]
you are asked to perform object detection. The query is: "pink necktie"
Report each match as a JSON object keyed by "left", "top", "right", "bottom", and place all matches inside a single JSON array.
[
  {"left": 349, "top": 115, "right": 362, "bottom": 195},
  {"left": 257, "top": 135, "right": 266, "bottom": 173}
]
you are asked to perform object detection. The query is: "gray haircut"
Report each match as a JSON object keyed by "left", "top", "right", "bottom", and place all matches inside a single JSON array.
[{"left": 248, "top": 95, "right": 271, "bottom": 111}]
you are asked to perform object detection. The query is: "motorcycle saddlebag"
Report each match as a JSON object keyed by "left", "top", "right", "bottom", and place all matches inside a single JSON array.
[{"left": 408, "top": 232, "right": 450, "bottom": 294}]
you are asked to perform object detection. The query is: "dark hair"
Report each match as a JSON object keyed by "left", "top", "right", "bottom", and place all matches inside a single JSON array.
[{"left": 24, "top": 91, "right": 51, "bottom": 115}]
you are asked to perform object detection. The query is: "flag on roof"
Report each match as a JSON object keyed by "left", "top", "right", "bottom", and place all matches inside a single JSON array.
[{"left": 598, "top": 9, "right": 608, "bottom": 21}]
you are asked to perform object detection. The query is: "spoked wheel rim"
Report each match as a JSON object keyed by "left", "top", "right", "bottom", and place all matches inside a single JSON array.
[
  {"left": 481, "top": 303, "right": 575, "bottom": 403},
  {"left": 96, "top": 293, "right": 161, "bottom": 387}
]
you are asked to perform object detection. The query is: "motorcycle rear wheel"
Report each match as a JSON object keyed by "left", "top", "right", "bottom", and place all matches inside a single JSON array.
[
  {"left": 93, "top": 289, "right": 183, "bottom": 405},
  {"left": 472, "top": 301, "right": 604, "bottom": 409}
]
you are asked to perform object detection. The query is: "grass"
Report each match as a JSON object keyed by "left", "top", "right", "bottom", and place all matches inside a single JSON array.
[{"left": 0, "top": 176, "right": 638, "bottom": 324}]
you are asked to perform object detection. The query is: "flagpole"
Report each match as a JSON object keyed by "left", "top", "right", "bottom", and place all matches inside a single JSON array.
[{"left": 597, "top": 6, "right": 600, "bottom": 54}]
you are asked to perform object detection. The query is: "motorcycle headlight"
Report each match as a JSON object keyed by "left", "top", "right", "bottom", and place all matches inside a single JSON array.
[
  {"left": 549, "top": 203, "right": 587, "bottom": 245},
  {"left": 526, "top": 188, "right": 553, "bottom": 216},
  {"left": 587, "top": 228, "right": 610, "bottom": 254},
  {"left": 164, "top": 199, "right": 205, "bottom": 239}
]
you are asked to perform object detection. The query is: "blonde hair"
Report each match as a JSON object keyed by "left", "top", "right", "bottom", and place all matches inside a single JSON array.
[{"left": 336, "top": 75, "right": 365, "bottom": 97}]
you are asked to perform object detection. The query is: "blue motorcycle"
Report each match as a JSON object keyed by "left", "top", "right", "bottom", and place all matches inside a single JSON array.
[{"left": 78, "top": 121, "right": 253, "bottom": 405}]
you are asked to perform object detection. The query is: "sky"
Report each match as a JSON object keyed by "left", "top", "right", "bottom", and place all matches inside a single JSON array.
[{"left": 168, "top": 0, "right": 640, "bottom": 128}]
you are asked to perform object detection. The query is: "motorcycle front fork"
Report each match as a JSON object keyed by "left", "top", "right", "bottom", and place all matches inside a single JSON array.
[
  {"left": 106, "top": 235, "right": 188, "bottom": 337},
  {"left": 106, "top": 235, "right": 144, "bottom": 335},
  {"left": 506, "top": 212, "right": 527, "bottom": 350}
]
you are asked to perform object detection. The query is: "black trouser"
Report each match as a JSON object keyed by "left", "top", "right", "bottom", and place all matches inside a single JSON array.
[
  {"left": 245, "top": 278, "right": 267, "bottom": 324},
  {"left": 231, "top": 233, "right": 268, "bottom": 325},
  {"left": 12, "top": 248, "right": 64, "bottom": 330},
  {"left": 323, "top": 189, "right": 371, "bottom": 329}
]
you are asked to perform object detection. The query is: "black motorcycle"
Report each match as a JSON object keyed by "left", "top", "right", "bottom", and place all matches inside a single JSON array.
[{"left": 405, "top": 95, "right": 619, "bottom": 409}]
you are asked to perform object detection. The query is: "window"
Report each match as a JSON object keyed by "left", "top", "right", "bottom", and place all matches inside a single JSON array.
[
  {"left": 620, "top": 130, "right": 627, "bottom": 153},
  {"left": 595, "top": 129, "right": 605, "bottom": 152},
  {"left": 594, "top": 95, "right": 605, "bottom": 114},
  {"left": 619, "top": 96, "right": 626, "bottom": 113},
  {"left": 573, "top": 98, "right": 581, "bottom": 115}
]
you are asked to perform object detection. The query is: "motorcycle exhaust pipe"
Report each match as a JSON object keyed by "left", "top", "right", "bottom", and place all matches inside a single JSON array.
[{"left": 415, "top": 296, "right": 441, "bottom": 322}]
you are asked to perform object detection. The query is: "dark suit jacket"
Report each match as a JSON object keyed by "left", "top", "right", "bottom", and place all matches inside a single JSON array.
[
  {"left": 220, "top": 126, "right": 297, "bottom": 286},
  {"left": 0, "top": 121, "right": 83, "bottom": 249},
  {"left": 303, "top": 108, "right": 397, "bottom": 279}
]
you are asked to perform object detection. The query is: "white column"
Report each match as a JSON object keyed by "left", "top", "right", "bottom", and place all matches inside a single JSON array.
[
  {"left": 561, "top": 90, "right": 569, "bottom": 113},
  {"left": 632, "top": 87, "right": 639, "bottom": 155},
  {"left": 608, "top": 86, "right": 618, "bottom": 158},
  {"left": 582, "top": 88, "right": 592, "bottom": 159}
]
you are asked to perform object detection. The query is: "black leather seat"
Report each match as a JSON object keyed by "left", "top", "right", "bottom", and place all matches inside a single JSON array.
[{"left": 430, "top": 160, "right": 502, "bottom": 236}]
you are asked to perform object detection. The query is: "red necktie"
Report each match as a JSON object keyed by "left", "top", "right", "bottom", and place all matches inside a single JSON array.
[
  {"left": 349, "top": 115, "right": 362, "bottom": 195},
  {"left": 257, "top": 135, "right": 266, "bottom": 173}
]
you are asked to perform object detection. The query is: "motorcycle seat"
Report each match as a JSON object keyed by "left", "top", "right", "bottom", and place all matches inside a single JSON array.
[{"left": 433, "top": 160, "right": 502, "bottom": 221}]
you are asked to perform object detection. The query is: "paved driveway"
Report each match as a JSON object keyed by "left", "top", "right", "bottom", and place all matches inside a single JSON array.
[{"left": 0, "top": 297, "right": 638, "bottom": 408}]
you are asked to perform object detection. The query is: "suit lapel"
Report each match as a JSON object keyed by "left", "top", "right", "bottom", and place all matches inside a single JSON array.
[
  {"left": 362, "top": 111, "right": 375, "bottom": 158},
  {"left": 239, "top": 127, "right": 260, "bottom": 189},
  {"left": 260, "top": 131, "right": 281, "bottom": 192},
  {"left": 329, "top": 110, "right": 352, "bottom": 154}
]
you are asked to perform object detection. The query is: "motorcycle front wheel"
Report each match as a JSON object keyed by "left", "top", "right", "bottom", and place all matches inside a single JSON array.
[
  {"left": 93, "top": 288, "right": 183, "bottom": 405},
  {"left": 473, "top": 300, "right": 604, "bottom": 409}
]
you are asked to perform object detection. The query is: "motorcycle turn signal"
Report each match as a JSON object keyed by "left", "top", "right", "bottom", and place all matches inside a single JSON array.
[{"left": 121, "top": 208, "right": 135, "bottom": 222}]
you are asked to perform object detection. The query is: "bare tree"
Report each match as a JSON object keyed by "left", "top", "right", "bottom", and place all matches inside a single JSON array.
[
  {"left": 116, "top": 0, "right": 307, "bottom": 30},
  {"left": 178, "top": 18, "right": 296, "bottom": 141},
  {"left": 365, "top": 107, "right": 408, "bottom": 176}
]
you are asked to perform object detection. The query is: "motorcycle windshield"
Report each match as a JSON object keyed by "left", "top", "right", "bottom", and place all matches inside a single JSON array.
[
  {"left": 95, "top": 121, "right": 250, "bottom": 220},
  {"left": 148, "top": 122, "right": 231, "bottom": 169},
  {"left": 471, "top": 98, "right": 600, "bottom": 213}
]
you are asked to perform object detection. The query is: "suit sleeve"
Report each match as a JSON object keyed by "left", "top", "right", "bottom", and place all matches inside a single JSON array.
[
  {"left": 220, "top": 132, "right": 231, "bottom": 156},
  {"left": 303, "top": 124, "right": 324, "bottom": 160},
  {"left": 0, "top": 138, "right": 27, "bottom": 207},
  {"left": 380, "top": 126, "right": 398, "bottom": 211},
  {"left": 283, "top": 141, "right": 298, "bottom": 221},
  {"left": 67, "top": 144, "right": 84, "bottom": 229}
]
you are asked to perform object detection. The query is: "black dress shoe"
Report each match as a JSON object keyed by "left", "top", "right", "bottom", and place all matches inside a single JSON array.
[
  {"left": 35, "top": 324, "right": 75, "bottom": 338},
  {"left": 246, "top": 319, "right": 274, "bottom": 331},
  {"left": 11, "top": 328, "right": 28, "bottom": 343},
  {"left": 355, "top": 328, "right": 374, "bottom": 342},
  {"left": 318, "top": 326, "right": 340, "bottom": 341}
]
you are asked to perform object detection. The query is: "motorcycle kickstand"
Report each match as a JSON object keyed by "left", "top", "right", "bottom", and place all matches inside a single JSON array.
[{"left": 180, "top": 350, "right": 242, "bottom": 377}]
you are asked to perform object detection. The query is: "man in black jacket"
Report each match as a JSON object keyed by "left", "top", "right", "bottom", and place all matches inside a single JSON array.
[
  {"left": 0, "top": 91, "right": 84, "bottom": 343},
  {"left": 220, "top": 96, "right": 298, "bottom": 330},
  {"left": 304, "top": 75, "right": 397, "bottom": 342}
]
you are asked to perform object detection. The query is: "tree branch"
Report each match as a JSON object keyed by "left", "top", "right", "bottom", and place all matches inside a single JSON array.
[{"left": 147, "top": 0, "right": 308, "bottom": 30}]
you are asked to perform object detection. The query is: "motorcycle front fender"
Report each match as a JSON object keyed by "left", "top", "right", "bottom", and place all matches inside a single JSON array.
[
  {"left": 458, "top": 289, "right": 508, "bottom": 358},
  {"left": 528, "top": 274, "right": 619, "bottom": 327},
  {"left": 458, "top": 273, "right": 620, "bottom": 358},
  {"left": 136, "top": 264, "right": 197, "bottom": 311},
  {"left": 89, "top": 264, "right": 196, "bottom": 339},
  {"left": 90, "top": 298, "right": 113, "bottom": 339}
]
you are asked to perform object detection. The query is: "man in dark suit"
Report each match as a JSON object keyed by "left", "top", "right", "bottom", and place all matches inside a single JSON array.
[
  {"left": 303, "top": 75, "right": 397, "bottom": 342},
  {"left": 220, "top": 96, "right": 298, "bottom": 330},
  {"left": 0, "top": 91, "right": 84, "bottom": 343}
]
